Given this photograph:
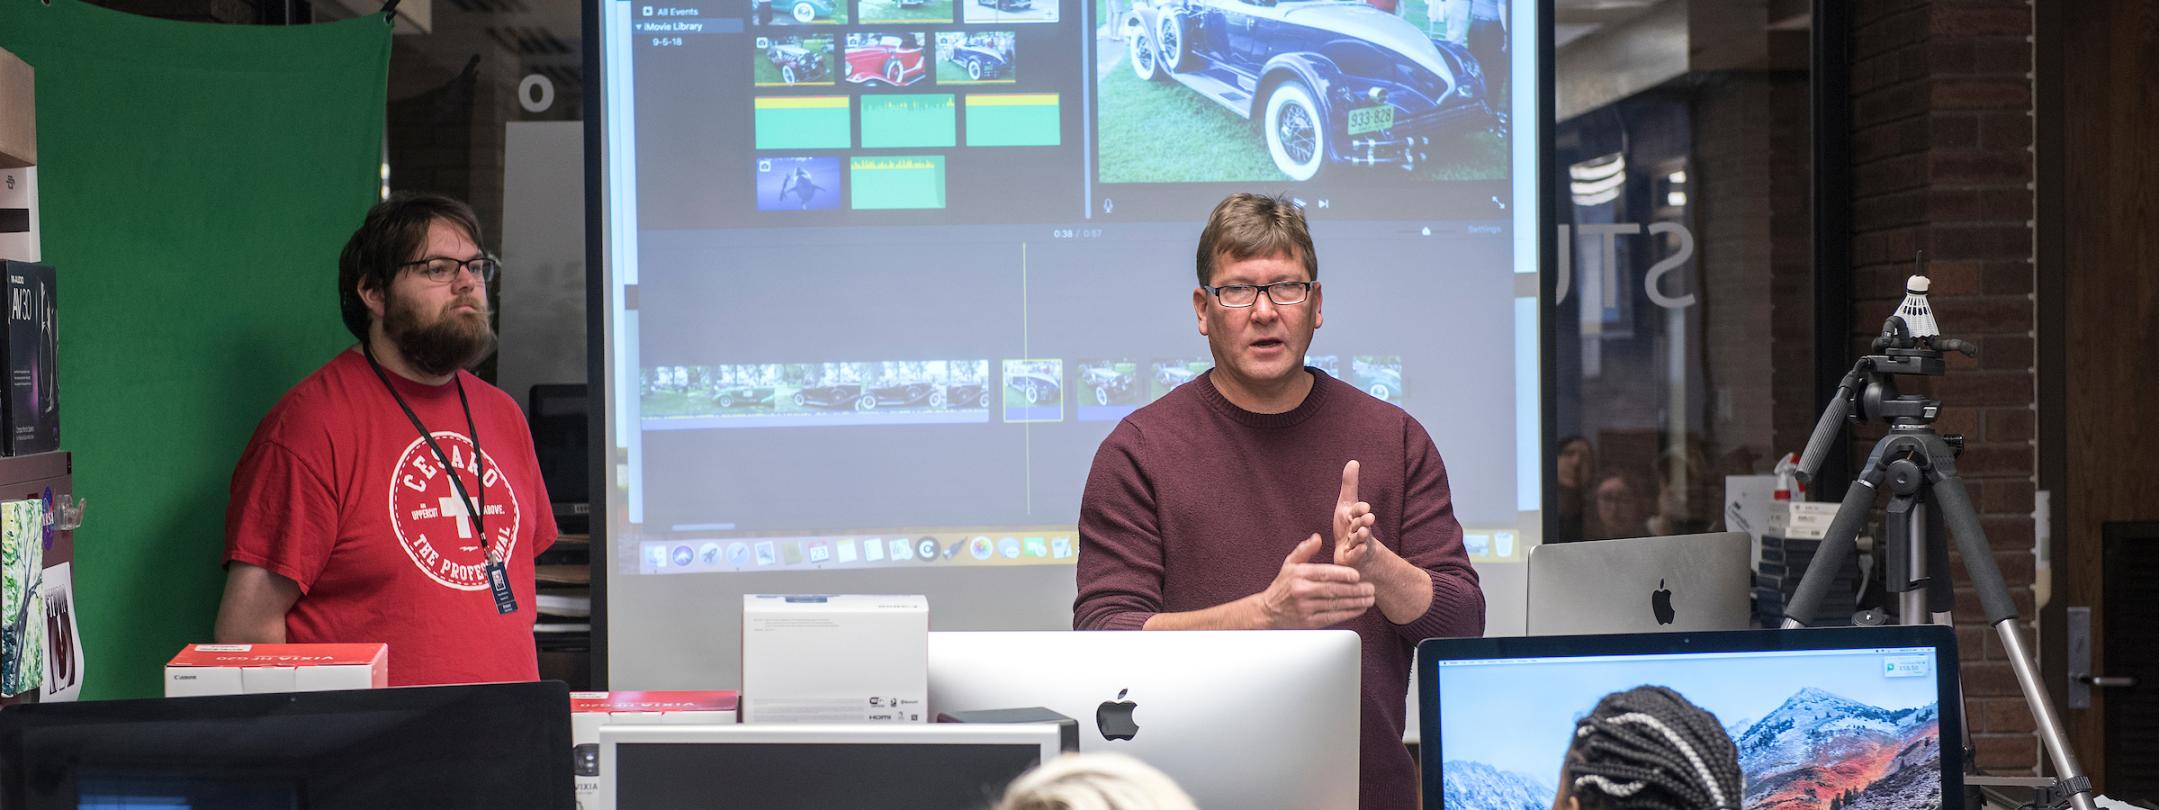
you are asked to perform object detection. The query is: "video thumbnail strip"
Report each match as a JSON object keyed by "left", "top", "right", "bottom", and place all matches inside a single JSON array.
[
  {"left": 638, "top": 525, "right": 1079, "bottom": 574},
  {"left": 639, "top": 355, "right": 1407, "bottom": 430},
  {"left": 642, "top": 360, "right": 993, "bottom": 429}
]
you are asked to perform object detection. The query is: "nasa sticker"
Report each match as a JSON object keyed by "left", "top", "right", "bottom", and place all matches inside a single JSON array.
[{"left": 386, "top": 432, "right": 522, "bottom": 591}]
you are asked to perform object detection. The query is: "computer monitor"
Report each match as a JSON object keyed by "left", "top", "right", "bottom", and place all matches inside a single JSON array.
[
  {"left": 1526, "top": 531, "right": 1753, "bottom": 635},
  {"left": 598, "top": 722, "right": 1062, "bottom": 809},
  {"left": 0, "top": 681, "right": 573, "bottom": 810},
  {"left": 528, "top": 382, "right": 589, "bottom": 533},
  {"left": 927, "top": 630, "right": 1361, "bottom": 810},
  {"left": 1417, "top": 625, "right": 1964, "bottom": 810}
]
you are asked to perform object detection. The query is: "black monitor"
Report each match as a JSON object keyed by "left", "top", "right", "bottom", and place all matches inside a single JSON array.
[
  {"left": 528, "top": 383, "right": 590, "bottom": 533},
  {"left": 601, "top": 723, "right": 1062, "bottom": 809},
  {"left": 0, "top": 681, "right": 573, "bottom": 810}
]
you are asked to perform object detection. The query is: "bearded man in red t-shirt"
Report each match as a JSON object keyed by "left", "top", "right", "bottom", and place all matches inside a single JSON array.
[
  {"left": 214, "top": 193, "right": 556, "bottom": 687},
  {"left": 1073, "top": 192, "right": 1484, "bottom": 810}
]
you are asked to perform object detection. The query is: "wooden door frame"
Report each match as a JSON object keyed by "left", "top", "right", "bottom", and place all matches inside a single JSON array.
[
  {"left": 2034, "top": 0, "right": 2076, "bottom": 787},
  {"left": 2038, "top": 0, "right": 2159, "bottom": 792}
]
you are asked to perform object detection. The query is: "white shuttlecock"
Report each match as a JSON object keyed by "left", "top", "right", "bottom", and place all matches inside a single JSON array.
[{"left": 1897, "top": 275, "right": 1938, "bottom": 338}]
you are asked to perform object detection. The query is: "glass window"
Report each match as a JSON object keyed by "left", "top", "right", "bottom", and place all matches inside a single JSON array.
[{"left": 1546, "top": 2, "right": 1817, "bottom": 543}]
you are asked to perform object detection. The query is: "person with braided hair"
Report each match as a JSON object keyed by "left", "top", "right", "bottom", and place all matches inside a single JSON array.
[{"left": 1551, "top": 685, "right": 1746, "bottom": 810}]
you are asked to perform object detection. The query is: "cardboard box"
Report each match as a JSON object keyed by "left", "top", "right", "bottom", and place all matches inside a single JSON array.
[
  {"left": 0, "top": 48, "right": 30, "bottom": 170},
  {"left": 741, "top": 594, "right": 927, "bottom": 724},
  {"left": 0, "top": 261, "right": 54, "bottom": 455},
  {"left": 571, "top": 690, "right": 739, "bottom": 806},
  {"left": 164, "top": 643, "right": 387, "bottom": 697}
]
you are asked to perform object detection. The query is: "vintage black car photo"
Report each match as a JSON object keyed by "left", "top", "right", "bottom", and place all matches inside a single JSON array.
[
  {"left": 1101, "top": 0, "right": 1506, "bottom": 182},
  {"left": 1081, "top": 366, "right": 1138, "bottom": 405},
  {"left": 714, "top": 384, "right": 778, "bottom": 409},
  {"left": 764, "top": 41, "right": 831, "bottom": 85},
  {"left": 793, "top": 383, "right": 874, "bottom": 410}
]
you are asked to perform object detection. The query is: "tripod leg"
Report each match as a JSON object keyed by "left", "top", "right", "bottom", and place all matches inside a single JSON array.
[
  {"left": 1925, "top": 497, "right": 1955, "bottom": 620},
  {"left": 1780, "top": 474, "right": 1879, "bottom": 628},
  {"left": 1931, "top": 475, "right": 2098, "bottom": 810}
]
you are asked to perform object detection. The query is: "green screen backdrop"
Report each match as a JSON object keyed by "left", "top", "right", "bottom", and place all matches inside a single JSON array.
[{"left": 0, "top": 0, "right": 389, "bottom": 699}]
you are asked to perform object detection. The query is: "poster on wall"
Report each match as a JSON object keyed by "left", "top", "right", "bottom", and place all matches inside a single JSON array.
[
  {"left": 0, "top": 498, "right": 40, "bottom": 697},
  {"left": 38, "top": 561, "right": 79, "bottom": 702}
]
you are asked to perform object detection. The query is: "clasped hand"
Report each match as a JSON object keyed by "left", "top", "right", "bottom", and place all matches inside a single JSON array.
[{"left": 1257, "top": 461, "right": 1383, "bottom": 629}]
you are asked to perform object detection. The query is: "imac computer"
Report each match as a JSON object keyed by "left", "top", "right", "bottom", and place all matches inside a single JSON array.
[
  {"left": 928, "top": 629, "right": 1361, "bottom": 810},
  {"left": 1526, "top": 531, "right": 1753, "bottom": 635}
]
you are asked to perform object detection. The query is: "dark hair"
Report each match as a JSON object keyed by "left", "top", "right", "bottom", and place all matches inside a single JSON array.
[
  {"left": 1194, "top": 192, "right": 1317, "bottom": 286},
  {"left": 1564, "top": 686, "right": 1744, "bottom": 810},
  {"left": 336, "top": 193, "right": 486, "bottom": 341}
]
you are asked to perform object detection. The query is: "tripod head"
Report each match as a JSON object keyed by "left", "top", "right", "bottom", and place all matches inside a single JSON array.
[{"left": 1794, "top": 254, "right": 1978, "bottom": 485}]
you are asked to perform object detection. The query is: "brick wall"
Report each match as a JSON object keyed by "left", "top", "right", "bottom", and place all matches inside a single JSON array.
[{"left": 1848, "top": 0, "right": 2038, "bottom": 775}]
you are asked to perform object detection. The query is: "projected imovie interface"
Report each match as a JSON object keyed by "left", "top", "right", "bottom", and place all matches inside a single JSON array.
[{"left": 602, "top": 0, "right": 1541, "bottom": 580}]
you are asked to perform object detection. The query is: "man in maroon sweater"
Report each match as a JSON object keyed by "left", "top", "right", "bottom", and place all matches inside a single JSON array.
[{"left": 1074, "top": 193, "right": 1485, "bottom": 810}]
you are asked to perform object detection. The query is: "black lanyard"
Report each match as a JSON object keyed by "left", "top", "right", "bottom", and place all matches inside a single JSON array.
[{"left": 361, "top": 345, "right": 491, "bottom": 564}]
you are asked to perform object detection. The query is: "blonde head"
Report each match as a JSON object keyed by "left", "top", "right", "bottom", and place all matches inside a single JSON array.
[{"left": 994, "top": 753, "right": 1200, "bottom": 810}]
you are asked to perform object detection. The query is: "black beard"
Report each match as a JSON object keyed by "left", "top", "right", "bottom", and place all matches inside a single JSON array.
[{"left": 386, "top": 300, "right": 495, "bottom": 378}]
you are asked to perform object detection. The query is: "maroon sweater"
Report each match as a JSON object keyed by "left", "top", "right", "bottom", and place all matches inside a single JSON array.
[{"left": 1074, "top": 368, "right": 1485, "bottom": 810}]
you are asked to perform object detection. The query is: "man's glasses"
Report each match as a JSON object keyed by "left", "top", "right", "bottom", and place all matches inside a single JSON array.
[
  {"left": 1204, "top": 281, "right": 1315, "bottom": 308},
  {"left": 400, "top": 256, "right": 501, "bottom": 285}
]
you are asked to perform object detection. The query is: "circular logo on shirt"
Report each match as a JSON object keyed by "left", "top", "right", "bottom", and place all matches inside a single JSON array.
[{"left": 387, "top": 432, "right": 523, "bottom": 591}]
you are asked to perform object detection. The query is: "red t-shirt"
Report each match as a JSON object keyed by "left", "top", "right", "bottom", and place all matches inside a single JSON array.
[{"left": 226, "top": 349, "right": 557, "bottom": 686}]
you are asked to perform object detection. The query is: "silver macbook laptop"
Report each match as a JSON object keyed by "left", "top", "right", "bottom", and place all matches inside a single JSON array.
[
  {"left": 1527, "top": 531, "right": 1752, "bottom": 635},
  {"left": 928, "top": 630, "right": 1361, "bottom": 810}
]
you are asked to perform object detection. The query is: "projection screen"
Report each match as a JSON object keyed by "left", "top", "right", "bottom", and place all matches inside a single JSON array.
[{"left": 588, "top": 0, "right": 1544, "bottom": 687}]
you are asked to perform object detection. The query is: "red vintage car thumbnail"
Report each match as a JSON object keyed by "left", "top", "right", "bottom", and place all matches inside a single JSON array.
[{"left": 845, "top": 35, "right": 928, "bottom": 86}]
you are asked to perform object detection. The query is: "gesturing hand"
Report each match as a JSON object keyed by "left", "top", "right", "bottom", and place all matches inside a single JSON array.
[
  {"left": 1333, "top": 460, "right": 1379, "bottom": 574},
  {"left": 1257, "top": 534, "right": 1375, "bottom": 629}
]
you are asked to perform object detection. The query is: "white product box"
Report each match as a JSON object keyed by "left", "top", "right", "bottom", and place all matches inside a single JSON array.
[
  {"left": 1767, "top": 501, "right": 1840, "bottom": 540},
  {"left": 741, "top": 594, "right": 927, "bottom": 724},
  {"left": 0, "top": 166, "right": 37, "bottom": 263},
  {"left": 164, "top": 643, "right": 387, "bottom": 697},
  {"left": 571, "top": 690, "right": 739, "bottom": 808}
]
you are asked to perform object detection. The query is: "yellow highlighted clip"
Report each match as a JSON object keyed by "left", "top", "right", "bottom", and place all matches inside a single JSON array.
[
  {"left": 966, "top": 93, "right": 1059, "bottom": 107},
  {"left": 755, "top": 96, "right": 851, "bottom": 110}
]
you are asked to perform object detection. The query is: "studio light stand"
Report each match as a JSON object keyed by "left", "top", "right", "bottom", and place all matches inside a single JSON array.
[{"left": 1783, "top": 257, "right": 2096, "bottom": 810}]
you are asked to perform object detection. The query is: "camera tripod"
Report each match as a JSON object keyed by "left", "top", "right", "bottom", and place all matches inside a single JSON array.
[{"left": 1784, "top": 279, "right": 2096, "bottom": 810}]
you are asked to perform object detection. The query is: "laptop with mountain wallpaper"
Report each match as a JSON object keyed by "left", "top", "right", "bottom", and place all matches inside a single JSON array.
[{"left": 1418, "top": 626, "right": 1963, "bottom": 810}]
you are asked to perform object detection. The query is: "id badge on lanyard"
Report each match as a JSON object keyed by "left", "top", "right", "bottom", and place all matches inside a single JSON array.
[{"left": 485, "top": 549, "right": 518, "bottom": 615}]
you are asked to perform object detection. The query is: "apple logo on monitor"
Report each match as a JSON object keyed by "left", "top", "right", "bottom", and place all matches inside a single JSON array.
[
  {"left": 1097, "top": 688, "right": 1139, "bottom": 741},
  {"left": 1651, "top": 578, "right": 1676, "bottom": 625}
]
